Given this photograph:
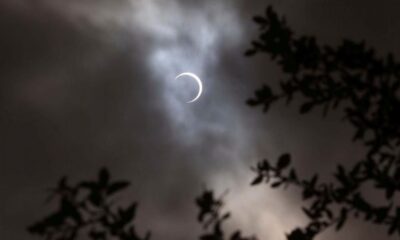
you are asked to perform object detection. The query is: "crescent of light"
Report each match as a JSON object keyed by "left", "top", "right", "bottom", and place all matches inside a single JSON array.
[{"left": 175, "top": 72, "right": 203, "bottom": 103}]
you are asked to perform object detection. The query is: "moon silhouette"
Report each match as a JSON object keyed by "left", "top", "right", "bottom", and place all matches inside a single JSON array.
[{"left": 175, "top": 72, "right": 203, "bottom": 103}]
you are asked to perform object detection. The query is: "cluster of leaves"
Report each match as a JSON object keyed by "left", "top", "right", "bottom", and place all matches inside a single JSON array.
[
  {"left": 28, "top": 168, "right": 150, "bottom": 240},
  {"left": 252, "top": 153, "right": 400, "bottom": 239},
  {"left": 246, "top": 5, "right": 400, "bottom": 240},
  {"left": 28, "top": 168, "right": 256, "bottom": 240},
  {"left": 246, "top": 6, "right": 400, "bottom": 155},
  {"left": 196, "top": 190, "right": 257, "bottom": 240}
]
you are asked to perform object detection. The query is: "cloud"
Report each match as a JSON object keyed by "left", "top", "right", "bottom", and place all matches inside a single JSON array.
[
  {"left": 0, "top": 1, "right": 264, "bottom": 240},
  {"left": 2, "top": 1, "right": 396, "bottom": 240}
]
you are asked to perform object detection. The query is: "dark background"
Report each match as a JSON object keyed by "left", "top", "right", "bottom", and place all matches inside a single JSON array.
[{"left": 1, "top": 1, "right": 399, "bottom": 239}]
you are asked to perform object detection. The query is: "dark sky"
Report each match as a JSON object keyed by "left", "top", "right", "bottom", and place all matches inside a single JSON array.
[{"left": 1, "top": 1, "right": 400, "bottom": 240}]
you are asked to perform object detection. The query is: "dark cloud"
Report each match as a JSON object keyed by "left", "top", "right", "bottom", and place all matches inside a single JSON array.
[{"left": 0, "top": 1, "right": 399, "bottom": 240}]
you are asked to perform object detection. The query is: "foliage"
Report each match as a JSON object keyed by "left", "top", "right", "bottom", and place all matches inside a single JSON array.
[
  {"left": 246, "top": 5, "right": 400, "bottom": 240},
  {"left": 28, "top": 168, "right": 256, "bottom": 240},
  {"left": 196, "top": 190, "right": 257, "bottom": 240},
  {"left": 28, "top": 168, "right": 150, "bottom": 240}
]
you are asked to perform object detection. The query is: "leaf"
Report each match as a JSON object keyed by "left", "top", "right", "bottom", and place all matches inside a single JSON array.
[
  {"left": 107, "top": 181, "right": 130, "bottom": 196},
  {"left": 98, "top": 167, "right": 109, "bottom": 187},
  {"left": 244, "top": 49, "right": 257, "bottom": 57},
  {"left": 287, "top": 229, "right": 306, "bottom": 240},
  {"left": 252, "top": 41, "right": 264, "bottom": 49},
  {"left": 253, "top": 16, "right": 267, "bottom": 24},
  {"left": 251, "top": 175, "right": 263, "bottom": 186},
  {"left": 89, "top": 191, "right": 102, "bottom": 206},
  {"left": 221, "top": 212, "right": 230, "bottom": 220},
  {"left": 61, "top": 198, "right": 82, "bottom": 224},
  {"left": 89, "top": 230, "right": 106, "bottom": 239},
  {"left": 277, "top": 153, "right": 291, "bottom": 170},
  {"left": 302, "top": 188, "right": 313, "bottom": 200},
  {"left": 388, "top": 222, "right": 397, "bottom": 235},
  {"left": 336, "top": 208, "right": 348, "bottom": 231},
  {"left": 246, "top": 98, "right": 259, "bottom": 106},
  {"left": 325, "top": 208, "right": 333, "bottom": 219},
  {"left": 300, "top": 102, "right": 314, "bottom": 114},
  {"left": 258, "top": 159, "right": 270, "bottom": 171},
  {"left": 302, "top": 207, "right": 314, "bottom": 219},
  {"left": 58, "top": 176, "right": 68, "bottom": 189},
  {"left": 121, "top": 203, "right": 137, "bottom": 224},
  {"left": 200, "top": 234, "right": 216, "bottom": 240},
  {"left": 289, "top": 169, "right": 298, "bottom": 181},
  {"left": 271, "top": 181, "right": 282, "bottom": 188},
  {"left": 375, "top": 207, "right": 389, "bottom": 223},
  {"left": 309, "top": 174, "right": 318, "bottom": 188},
  {"left": 79, "top": 181, "right": 97, "bottom": 190},
  {"left": 385, "top": 187, "right": 395, "bottom": 200},
  {"left": 231, "top": 231, "right": 241, "bottom": 240}
]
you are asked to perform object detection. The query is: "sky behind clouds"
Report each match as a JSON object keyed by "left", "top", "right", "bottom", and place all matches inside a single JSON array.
[{"left": 1, "top": 1, "right": 400, "bottom": 240}]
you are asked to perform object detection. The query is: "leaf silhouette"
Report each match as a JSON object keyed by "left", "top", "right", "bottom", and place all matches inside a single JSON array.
[{"left": 277, "top": 153, "right": 291, "bottom": 170}]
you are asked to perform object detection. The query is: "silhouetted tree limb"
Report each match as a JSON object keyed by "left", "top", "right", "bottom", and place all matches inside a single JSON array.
[
  {"left": 196, "top": 190, "right": 257, "bottom": 240},
  {"left": 246, "top": 5, "right": 400, "bottom": 240},
  {"left": 28, "top": 168, "right": 150, "bottom": 240},
  {"left": 246, "top": 6, "right": 400, "bottom": 155},
  {"left": 28, "top": 169, "right": 255, "bottom": 240}
]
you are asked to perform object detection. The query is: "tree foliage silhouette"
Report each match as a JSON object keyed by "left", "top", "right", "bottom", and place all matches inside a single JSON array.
[
  {"left": 246, "top": 5, "right": 400, "bottom": 240},
  {"left": 28, "top": 168, "right": 150, "bottom": 240},
  {"left": 196, "top": 190, "right": 257, "bottom": 240},
  {"left": 28, "top": 168, "right": 255, "bottom": 240}
]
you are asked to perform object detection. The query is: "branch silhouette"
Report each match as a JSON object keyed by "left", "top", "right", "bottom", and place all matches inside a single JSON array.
[
  {"left": 246, "top": 5, "right": 400, "bottom": 239},
  {"left": 28, "top": 169, "right": 255, "bottom": 240},
  {"left": 196, "top": 190, "right": 257, "bottom": 240},
  {"left": 28, "top": 168, "right": 150, "bottom": 240}
]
